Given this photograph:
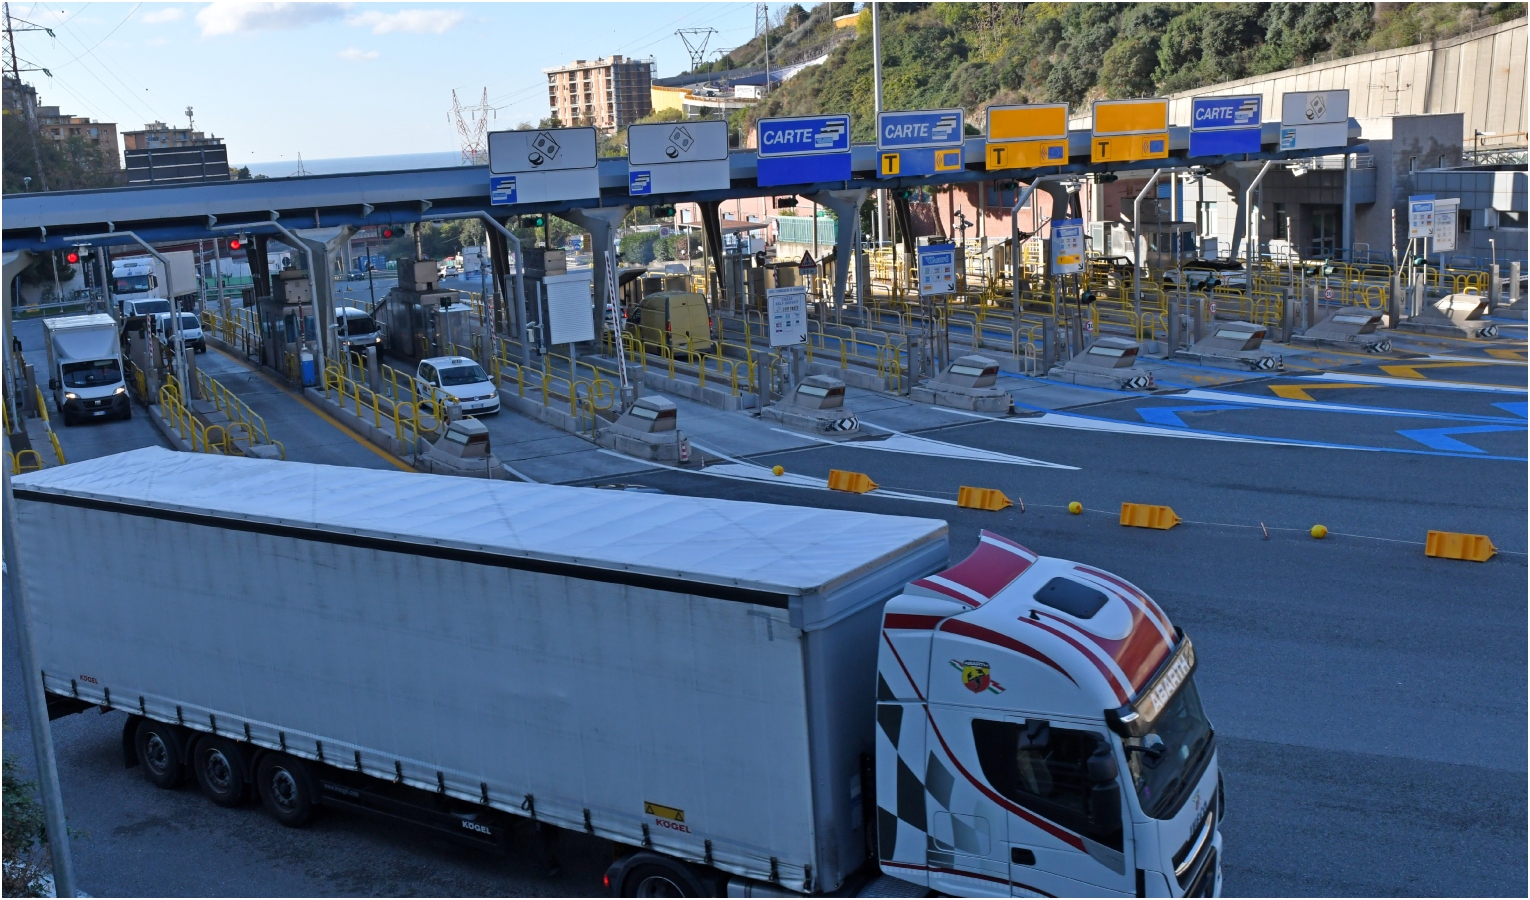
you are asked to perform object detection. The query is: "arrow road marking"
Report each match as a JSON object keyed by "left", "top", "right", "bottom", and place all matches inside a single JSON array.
[
  {"left": 1395, "top": 425, "right": 1527, "bottom": 453},
  {"left": 1134, "top": 405, "right": 1252, "bottom": 428},
  {"left": 1267, "top": 383, "right": 1380, "bottom": 402}
]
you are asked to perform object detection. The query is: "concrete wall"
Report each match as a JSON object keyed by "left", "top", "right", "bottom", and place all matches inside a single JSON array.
[{"left": 1166, "top": 17, "right": 1527, "bottom": 144}]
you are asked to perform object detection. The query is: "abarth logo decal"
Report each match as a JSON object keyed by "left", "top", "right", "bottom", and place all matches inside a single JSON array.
[{"left": 952, "top": 659, "right": 1005, "bottom": 694}]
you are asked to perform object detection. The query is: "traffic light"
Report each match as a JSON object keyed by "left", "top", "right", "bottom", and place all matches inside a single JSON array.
[
  {"left": 520, "top": 214, "right": 545, "bottom": 228},
  {"left": 228, "top": 237, "right": 243, "bottom": 250},
  {"left": 65, "top": 250, "right": 79, "bottom": 264},
  {"left": 652, "top": 204, "right": 676, "bottom": 218},
  {"left": 379, "top": 226, "right": 399, "bottom": 239},
  {"left": 774, "top": 197, "right": 798, "bottom": 209},
  {"left": 1080, "top": 289, "right": 1098, "bottom": 306}
]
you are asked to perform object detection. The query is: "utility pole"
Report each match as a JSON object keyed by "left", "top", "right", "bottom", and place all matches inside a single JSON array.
[
  {"left": 754, "top": 3, "right": 770, "bottom": 94},
  {"left": 4, "top": 2, "right": 55, "bottom": 192},
  {"left": 871, "top": 2, "right": 885, "bottom": 251}
]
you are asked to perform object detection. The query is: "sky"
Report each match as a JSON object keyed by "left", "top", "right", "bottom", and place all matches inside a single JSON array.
[{"left": 12, "top": 1, "right": 781, "bottom": 167}]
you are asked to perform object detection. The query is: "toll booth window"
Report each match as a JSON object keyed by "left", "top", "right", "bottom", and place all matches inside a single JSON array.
[
  {"left": 1087, "top": 346, "right": 1127, "bottom": 359},
  {"left": 797, "top": 384, "right": 830, "bottom": 398},
  {"left": 971, "top": 719, "right": 1122, "bottom": 850},
  {"left": 950, "top": 365, "right": 990, "bottom": 378},
  {"left": 1214, "top": 328, "right": 1260, "bottom": 341},
  {"left": 1332, "top": 315, "right": 1372, "bottom": 325},
  {"left": 630, "top": 406, "right": 660, "bottom": 421},
  {"left": 1032, "top": 577, "right": 1109, "bottom": 618},
  {"left": 438, "top": 364, "right": 488, "bottom": 387},
  {"left": 62, "top": 359, "right": 122, "bottom": 388}
]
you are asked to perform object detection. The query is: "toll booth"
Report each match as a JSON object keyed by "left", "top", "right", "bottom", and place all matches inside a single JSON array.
[
  {"left": 1397, "top": 293, "right": 1500, "bottom": 339},
  {"left": 910, "top": 354, "right": 1013, "bottom": 412},
  {"left": 759, "top": 374, "right": 860, "bottom": 436},
  {"left": 380, "top": 258, "right": 459, "bottom": 363},
  {"left": 258, "top": 269, "right": 318, "bottom": 385},
  {"left": 420, "top": 417, "right": 506, "bottom": 479},
  {"left": 1049, "top": 337, "right": 1154, "bottom": 390},
  {"left": 596, "top": 395, "right": 691, "bottom": 464},
  {"left": 1177, "top": 321, "right": 1277, "bottom": 371},
  {"left": 1293, "top": 307, "right": 1393, "bottom": 353}
]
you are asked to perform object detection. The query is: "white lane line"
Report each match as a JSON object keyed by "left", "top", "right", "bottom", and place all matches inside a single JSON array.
[
  {"left": 1422, "top": 355, "right": 1526, "bottom": 365},
  {"left": 605, "top": 444, "right": 955, "bottom": 506},
  {"left": 1175, "top": 388, "right": 1509, "bottom": 421},
  {"left": 769, "top": 426, "right": 1079, "bottom": 470},
  {"left": 939, "top": 408, "right": 1318, "bottom": 447},
  {"left": 1306, "top": 372, "right": 1526, "bottom": 393}
]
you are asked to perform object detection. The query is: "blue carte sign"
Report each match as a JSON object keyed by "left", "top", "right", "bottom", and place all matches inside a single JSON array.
[
  {"left": 489, "top": 175, "right": 518, "bottom": 205},
  {"left": 1189, "top": 95, "right": 1262, "bottom": 157},
  {"left": 757, "top": 115, "right": 851, "bottom": 157},
  {"left": 757, "top": 114, "right": 852, "bottom": 187},
  {"left": 877, "top": 109, "right": 964, "bottom": 150}
]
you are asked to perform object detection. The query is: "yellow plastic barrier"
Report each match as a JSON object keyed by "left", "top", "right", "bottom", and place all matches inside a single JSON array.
[
  {"left": 1424, "top": 530, "right": 1496, "bottom": 562},
  {"left": 827, "top": 470, "right": 878, "bottom": 494},
  {"left": 957, "top": 487, "right": 1013, "bottom": 511},
  {"left": 1120, "top": 503, "right": 1181, "bottom": 529}
]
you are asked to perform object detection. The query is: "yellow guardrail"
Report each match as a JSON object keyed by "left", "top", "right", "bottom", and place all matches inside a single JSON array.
[
  {"left": 320, "top": 362, "right": 441, "bottom": 457},
  {"left": 160, "top": 377, "right": 231, "bottom": 455},
  {"left": 194, "top": 369, "right": 275, "bottom": 449},
  {"left": 490, "top": 345, "right": 614, "bottom": 422},
  {"left": 7, "top": 449, "right": 44, "bottom": 474}
]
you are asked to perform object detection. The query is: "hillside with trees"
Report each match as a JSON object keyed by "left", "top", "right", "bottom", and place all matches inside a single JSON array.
[{"left": 749, "top": 2, "right": 1524, "bottom": 141}]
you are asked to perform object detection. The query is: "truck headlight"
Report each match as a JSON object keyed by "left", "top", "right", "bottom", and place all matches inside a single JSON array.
[
  {"left": 114, "top": 386, "right": 128, "bottom": 395},
  {"left": 64, "top": 392, "right": 79, "bottom": 400}
]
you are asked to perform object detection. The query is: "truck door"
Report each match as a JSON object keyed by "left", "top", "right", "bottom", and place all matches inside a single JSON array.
[
  {"left": 923, "top": 703, "right": 1012, "bottom": 897},
  {"left": 967, "top": 716, "right": 1135, "bottom": 898}
]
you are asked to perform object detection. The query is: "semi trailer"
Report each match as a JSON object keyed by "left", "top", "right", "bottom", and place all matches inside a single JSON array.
[{"left": 14, "top": 449, "right": 1220, "bottom": 897}]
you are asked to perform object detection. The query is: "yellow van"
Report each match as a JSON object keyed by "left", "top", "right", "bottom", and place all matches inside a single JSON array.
[{"left": 636, "top": 291, "right": 714, "bottom": 354}]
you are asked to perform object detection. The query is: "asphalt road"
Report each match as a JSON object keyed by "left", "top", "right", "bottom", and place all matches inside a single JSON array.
[{"left": 4, "top": 325, "right": 1525, "bottom": 897}]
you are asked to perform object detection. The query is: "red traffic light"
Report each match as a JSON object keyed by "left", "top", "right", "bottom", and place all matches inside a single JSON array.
[
  {"left": 65, "top": 251, "right": 79, "bottom": 264},
  {"left": 380, "top": 227, "right": 396, "bottom": 239},
  {"left": 228, "top": 238, "right": 242, "bottom": 250}
]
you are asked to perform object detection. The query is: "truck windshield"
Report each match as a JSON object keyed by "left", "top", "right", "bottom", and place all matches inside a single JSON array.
[
  {"left": 1126, "top": 676, "right": 1214, "bottom": 820},
  {"left": 162, "top": 314, "right": 198, "bottom": 334},
  {"left": 131, "top": 300, "right": 172, "bottom": 317},
  {"left": 62, "top": 359, "right": 122, "bottom": 388},
  {"left": 341, "top": 314, "right": 377, "bottom": 334},
  {"left": 113, "top": 275, "right": 152, "bottom": 294},
  {"left": 438, "top": 364, "right": 488, "bottom": 386}
]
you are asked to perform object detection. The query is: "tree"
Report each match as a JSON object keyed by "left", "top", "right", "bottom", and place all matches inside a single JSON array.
[
  {"left": 3, "top": 718, "right": 52, "bottom": 898},
  {"left": 3, "top": 113, "right": 124, "bottom": 194},
  {"left": 1099, "top": 34, "right": 1160, "bottom": 98}
]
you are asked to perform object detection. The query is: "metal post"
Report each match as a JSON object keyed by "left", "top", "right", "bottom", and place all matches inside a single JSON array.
[
  {"left": 2, "top": 460, "right": 79, "bottom": 898},
  {"left": 1010, "top": 176, "right": 1061, "bottom": 324},
  {"left": 871, "top": 2, "right": 886, "bottom": 254},
  {"left": 213, "top": 238, "right": 227, "bottom": 318},
  {"left": 264, "top": 221, "right": 327, "bottom": 386},
  {"left": 1131, "top": 170, "right": 1164, "bottom": 326},
  {"left": 1342, "top": 153, "right": 1354, "bottom": 262},
  {"left": 1243, "top": 160, "right": 1275, "bottom": 293}
]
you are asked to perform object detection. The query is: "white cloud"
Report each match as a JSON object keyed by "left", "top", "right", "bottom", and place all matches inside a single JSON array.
[
  {"left": 347, "top": 8, "right": 461, "bottom": 35},
  {"left": 195, "top": 2, "right": 347, "bottom": 37},
  {"left": 336, "top": 47, "right": 379, "bottom": 62},
  {"left": 141, "top": 7, "right": 184, "bottom": 24}
]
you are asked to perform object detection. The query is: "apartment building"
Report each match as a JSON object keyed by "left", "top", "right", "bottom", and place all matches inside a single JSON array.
[{"left": 544, "top": 55, "right": 654, "bottom": 132}]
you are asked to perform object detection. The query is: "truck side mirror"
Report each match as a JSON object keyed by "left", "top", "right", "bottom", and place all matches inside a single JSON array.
[{"left": 48, "top": 378, "right": 59, "bottom": 391}]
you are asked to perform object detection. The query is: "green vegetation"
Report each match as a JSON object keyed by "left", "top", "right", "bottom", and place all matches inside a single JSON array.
[
  {"left": 2, "top": 110, "right": 125, "bottom": 194},
  {"left": 751, "top": 2, "right": 1523, "bottom": 139},
  {"left": 3, "top": 718, "right": 52, "bottom": 897}
]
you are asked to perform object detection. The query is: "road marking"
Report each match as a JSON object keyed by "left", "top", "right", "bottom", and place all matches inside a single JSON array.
[
  {"left": 1485, "top": 349, "right": 1527, "bottom": 361},
  {"left": 1181, "top": 388, "right": 1520, "bottom": 423},
  {"left": 1305, "top": 372, "right": 1526, "bottom": 394},
  {"left": 770, "top": 425, "right": 1079, "bottom": 469},
  {"left": 1396, "top": 424, "right": 1526, "bottom": 453},
  {"left": 1379, "top": 361, "right": 1500, "bottom": 379},
  {"left": 672, "top": 442, "right": 956, "bottom": 505},
  {"left": 1135, "top": 405, "right": 1252, "bottom": 428},
  {"left": 1268, "top": 383, "right": 1381, "bottom": 402},
  {"left": 1423, "top": 354, "right": 1526, "bottom": 366},
  {"left": 210, "top": 347, "right": 415, "bottom": 472}
]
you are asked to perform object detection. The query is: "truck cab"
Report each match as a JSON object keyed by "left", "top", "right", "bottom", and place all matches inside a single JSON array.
[
  {"left": 43, "top": 314, "right": 132, "bottom": 425},
  {"left": 112, "top": 258, "right": 160, "bottom": 308},
  {"left": 876, "top": 531, "right": 1220, "bottom": 897}
]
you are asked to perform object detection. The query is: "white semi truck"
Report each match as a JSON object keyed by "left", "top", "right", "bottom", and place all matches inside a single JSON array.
[
  {"left": 41, "top": 314, "right": 131, "bottom": 424},
  {"left": 14, "top": 450, "right": 1220, "bottom": 898},
  {"left": 111, "top": 250, "right": 198, "bottom": 312}
]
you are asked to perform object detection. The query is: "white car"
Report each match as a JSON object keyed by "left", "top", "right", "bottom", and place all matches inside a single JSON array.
[
  {"left": 417, "top": 356, "right": 499, "bottom": 416},
  {"left": 152, "top": 311, "right": 207, "bottom": 353}
]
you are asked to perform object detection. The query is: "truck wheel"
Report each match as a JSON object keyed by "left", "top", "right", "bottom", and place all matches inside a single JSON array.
[
  {"left": 192, "top": 736, "right": 249, "bottom": 807},
  {"left": 121, "top": 405, "right": 132, "bottom": 421},
  {"left": 256, "top": 754, "right": 315, "bottom": 827},
  {"left": 622, "top": 861, "right": 703, "bottom": 898},
  {"left": 135, "top": 719, "right": 186, "bottom": 789}
]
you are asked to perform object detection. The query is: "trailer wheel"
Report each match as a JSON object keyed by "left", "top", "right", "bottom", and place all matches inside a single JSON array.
[
  {"left": 256, "top": 754, "right": 315, "bottom": 827},
  {"left": 620, "top": 860, "right": 705, "bottom": 898},
  {"left": 192, "top": 737, "right": 249, "bottom": 807},
  {"left": 134, "top": 719, "right": 186, "bottom": 789}
]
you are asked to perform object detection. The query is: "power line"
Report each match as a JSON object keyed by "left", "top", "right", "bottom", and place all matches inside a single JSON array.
[{"left": 47, "top": 2, "right": 134, "bottom": 71}]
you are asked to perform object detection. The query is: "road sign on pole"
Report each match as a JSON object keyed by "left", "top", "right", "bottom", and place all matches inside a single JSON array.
[
  {"left": 628, "top": 119, "right": 730, "bottom": 196},
  {"left": 1432, "top": 198, "right": 1458, "bottom": 252},
  {"left": 1091, "top": 98, "right": 1169, "bottom": 164},
  {"left": 876, "top": 109, "right": 964, "bottom": 179},
  {"left": 1408, "top": 195, "right": 1436, "bottom": 239},
  {"left": 798, "top": 251, "right": 818, "bottom": 274},
  {"left": 917, "top": 243, "right": 957, "bottom": 296},
  {"left": 767, "top": 285, "right": 808, "bottom": 346},
  {"left": 487, "top": 127, "right": 600, "bottom": 204},
  {"left": 985, "top": 103, "right": 1069, "bottom": 171},
  {"left": 1189, "top": 95, "right": 1262, "bottom": 157},
  {"left": 1051, "top": 218, "right": 1085, "bottom": 274},
  {"left": 1278, "top": 90, "right": 1350, "bottom": 151},
  {"left": 757, "top": 115, "right": 852, "bottom": 187}
]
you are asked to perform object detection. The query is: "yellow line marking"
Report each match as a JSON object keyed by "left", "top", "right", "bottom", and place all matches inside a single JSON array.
[
  {"left": 1378, "top": 361, "right": 1494, "bottom": 379},
  {"left": 1486, "top": 349, "right": 1527, "bottom": 361},
  {"left": 1268, "top": 383, "right": 1380, "bottom": 401},
  {"left": 209, "top": 348, "right": 415, "bottom": 472}
]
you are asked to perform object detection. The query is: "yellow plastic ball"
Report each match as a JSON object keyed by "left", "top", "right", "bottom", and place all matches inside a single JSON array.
[
  {"left": 771, "top": 465, "right": 785, "bottom": 476},
  {"left": 1067, "top": 501, "right": 1083, "bottom": 515},
  {"left": 1310, "top": 524, "right": 1328, "bottom": 539}
]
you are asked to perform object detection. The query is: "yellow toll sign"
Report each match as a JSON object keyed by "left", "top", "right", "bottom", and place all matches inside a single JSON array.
[
  {"left": 1091, "top": 132, "right": 1170, "bottom": 163},
  {"left": 880, "top": 152, "right": 900, "bottom": 176},
  {"left": 986, "top": 139, "right": 1070, "bottom": 170},
  {"left": 934, "top": 148, "right": 963, "bottom": 172},
  {"left": 987, "top": 103, "right": 1068, "bottom": 141},
  {"left": 1093, "top": 98, "right": 1168, "bottom": 136}
]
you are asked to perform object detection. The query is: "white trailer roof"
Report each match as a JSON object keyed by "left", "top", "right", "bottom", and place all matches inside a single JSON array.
[{"left": 16, "top": 448, "right": 947, "bottom": 604}]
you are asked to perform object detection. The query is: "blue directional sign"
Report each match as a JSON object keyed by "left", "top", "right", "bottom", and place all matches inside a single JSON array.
[
  {"left": 489, "top": 175, "right": 518, "bottom": 206},
  {"left": 629, "top": 170, "right": 653, "bottom": 196},
  {"left": 876, "top": 108, "right": 965, "bottom": 179},
  {"left": 1189, "top": 95, "right": 1262, "bottom": 157},
  {"left": 757, "top": 115, "right": 851, "bottom": 187}
]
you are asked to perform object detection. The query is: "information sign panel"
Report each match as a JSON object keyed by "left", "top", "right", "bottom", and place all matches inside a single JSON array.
[
  {"left": 1277, "top": 90, "right": 1350, "bottom": 152},
  {"left": 1092, "top": 133, "right": 1168, "bottom": 163},
  {"left": 1051, "top": 219, "right": 1085, "bottom": 274},
  {"left": 756, "top": 115, "right": 852, "bottom": 187},
  {"left": 985, "top": 139, "right": 1068, "bottom": 170},
  {"left": 985, "top": 104, "right": 1069, "bottom": 171},
  {"left": 1431, "top": 198, "right": 1458, "bottom": 252},
  {"left": 1408, "top": 195, "right": 1436, "bottom": 239},
  {"left": 487, "top": 127, "right": 600, "bottom": 204},
  {"left": 878, "top": 147, "right": 964, "bottom": 178},
  {"left": 627, "top": 120, "right": 731, "bottom": 196},
  {"left": 767, "top": 286, "right": 807, "bottom": 347},
  {"left": 1189, "top": 95, "right": 1262, "bottom": 157},
  {"left": 878, "top": 109, "right": 963, "bottom": 150},
  {"left": 917, "top": 244, "right": 957, "bottom": 297},
  {"left": 489, "top": 176, "right": 517, "bottom": 206},
  {"left": 1091, "top": 99, "right": 1169, "bottom": 163},
  {"left": 544, "top": 272, "right": 594, "bottom": 345}
]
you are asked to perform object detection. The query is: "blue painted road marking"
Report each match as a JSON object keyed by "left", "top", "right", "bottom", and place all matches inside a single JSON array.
[
  {"left": 1136, "top": 405, "right": 1252, "bottom": 428},
  {"left": 1396, "top": 425, "right": 1526, "bottom": 453}
]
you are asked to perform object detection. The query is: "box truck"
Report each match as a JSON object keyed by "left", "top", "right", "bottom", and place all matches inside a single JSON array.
[
  {"left": 111, "top": 250, "right": 198, "bottom": 312},
  {"left": 41, "top": 314, "right": 131, "bottom": 424},
  {"left": 14, "top": 450, "right": 1220, "bottom": 898}
]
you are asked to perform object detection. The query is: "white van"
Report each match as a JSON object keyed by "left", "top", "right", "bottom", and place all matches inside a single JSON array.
[
  {"left": 336, "top": 306, "right": 383, "bottom": 353},
  {"left": 416, "top": 355, "right": 499, "bottom": 416},
  {"left": 152, "top": 311, "right": 207, "bottom": 354}
]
